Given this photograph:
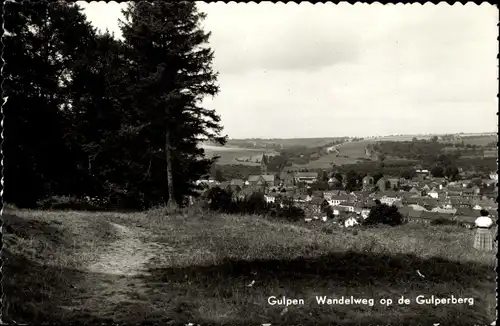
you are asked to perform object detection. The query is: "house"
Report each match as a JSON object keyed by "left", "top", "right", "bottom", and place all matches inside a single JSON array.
[
  {"left": 409, "top": 187, "right": 422, "bottom": 196},
  {"left": 323, "top": 191, "right": 336, "bottom": 200},
  {"left": 408, "top": 204, "right": 428, "bottom": 211},
  {"left": 338, "top": 203, "right": 355, "bottom": 213},
  {"left": 362, "top": 175, "right": 375, "bottom": 190},
  {"left": 328, "top": 176, "right": 341, "bottom": 187},
  {"left": 264, "top": 195, "right": 276, "bottom": 204},
  {"left": 230, "top": 179, "right": 245, "bottom": 188},
  {"left": 344, "top": 216, "right": 359, "bottom": 227},
  {"left": 405, "top": 197, "right": 439, "bottom": 210},
  {"left": 415, "top": 169, "right": 430, "bottom": 176},
  {"left": 377, "top": 191, "right": 402, "bottom": 206},
  {"left": 330, "top": 205, "right": 352, "bottom": 216},
  {"left": 387, "top": 177, "right": 400, "bottom": 189},
  {"left": 326, "top": 195, "right": 349, "bottom": 206},
  {"left": 353, "top": 206, "right": 371, "bottom": 219},
  {"left": 376, "top": 177, "right": 389, "bottom": 191},
  {"left": 247, "top": 174, "right": 276, "bottom": 188},
  {"left": 294, "top": 172, "right": 319, "bottom": 184},
  {"left": 427, "top": 188, "right": 439, "bottom": 199}
]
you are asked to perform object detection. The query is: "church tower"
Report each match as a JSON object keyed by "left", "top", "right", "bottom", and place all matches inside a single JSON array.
[{"left": 261, "top": 154, "right": 268, "bottom": 175}]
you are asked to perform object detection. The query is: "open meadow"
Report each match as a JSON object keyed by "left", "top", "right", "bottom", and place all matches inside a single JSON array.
[{"left": 3, "top": 207, "right": 496, "bottom": 325}]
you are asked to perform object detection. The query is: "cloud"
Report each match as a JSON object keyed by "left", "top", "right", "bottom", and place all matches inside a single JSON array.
[
  {"left": 199, "top": 3, "right": 365, "bottom": 73},
  {"left": 80, "top": 2, "right": 498, "bottom": 138}
]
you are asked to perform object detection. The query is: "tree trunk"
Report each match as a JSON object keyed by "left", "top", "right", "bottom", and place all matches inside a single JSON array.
[{"left": 165, "top": 127, "right": 178, "bottom": 209}]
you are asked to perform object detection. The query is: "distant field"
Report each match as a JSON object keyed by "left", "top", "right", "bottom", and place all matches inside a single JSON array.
[
  {"left": 202, "top": 144, "right": 277, "bottom": 166},
  {"left": 440, "top": 135, "right": 497, "bottom": 147},
  {"left": 227, "top": 138, "right": 346, "bottom": 149},
  {"left": 374, "top": 135, "right": 435, "bottom": 141},
  {"left": 207, "top": 133, "right": 496, "bottom": 168},
  {"left": 289, "top": 139, "right": 377, "bottom": 169}
]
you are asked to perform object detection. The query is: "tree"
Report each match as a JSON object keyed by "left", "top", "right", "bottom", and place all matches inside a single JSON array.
[
  {"left": 401, "top": 169, "right": 416, "bottom": 180},
  {"left": 3, "top": 2, "right": 97, "bottom": 207},
  {"left": 373, "top": 172, "right": 384, "bottom": 184},
  {"left": 214, "top": 169, "right": 225, "bottom": 182},
  {"left": 320, "top": 170, "right": 329, "bottom": 182},
  {"left": 67, "top": 31, "right": 135, "bottom": 202},
  {"left": 120, "top": 2, "right": 226, "bottom": 208},
  {"left": 444, "top": 165, "right": 460, "bottom": 181},
  {"left": 431, "top": 166, "right": 445, "bottom": 178},
  {"left": 344, "top": 170, "right": 360, "bottom": 192},
  {"left": 364, "top": 203, "right": 403, "bottom": 226}
]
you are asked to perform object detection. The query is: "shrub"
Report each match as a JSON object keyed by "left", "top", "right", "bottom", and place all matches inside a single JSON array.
[
  {"left": 274, "top": 205, "right": 305, "bottom": 222},
  {"left": 430, "top": 218, "right": 457, "bottom": 226},
  {"left": 363, "top": 203, "right": 403, "bottom": 227},
  {"left": 38, "top": 196, "right": 105, "bottom": 211}
]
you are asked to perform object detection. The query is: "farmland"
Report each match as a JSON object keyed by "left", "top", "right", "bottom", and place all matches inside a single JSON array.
[
  {"left": 3, "top": 207, "right": 496, "bottom": 325},
  {"left": 205, "top": 133, "right": 496, "bottom": 170},
  {"left": 439, "top": 134, "right": 497, "bottom": 147},
  {"left": 201, "top": 144, "right": 278, "bottom": 166}
]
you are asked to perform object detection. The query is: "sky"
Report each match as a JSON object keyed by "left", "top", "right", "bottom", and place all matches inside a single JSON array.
[{"left": 78, "top": 2, "right": 498, "bottom": 139}]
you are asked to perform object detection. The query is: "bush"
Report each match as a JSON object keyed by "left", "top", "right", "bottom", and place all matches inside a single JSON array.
[
  {"left": 206, "top": 187, "right": 270, "bottom": 215},
  {"left": 274, "top": 205, "right": 305, "bottom": 222},
  {"left": 363, "top": 203, "right": 403, "bottom": 227},
  {"left": 430, "top": 217, "right": 457, "bottom": 226},
  {"left": 38, "top": 195, "right": 105, "bottom": 211}
]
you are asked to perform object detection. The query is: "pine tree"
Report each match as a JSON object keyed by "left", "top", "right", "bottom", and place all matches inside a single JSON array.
[
  {"left": 3, "top": 2, "right": 96, "bottom": 206},
  {"left": 67, "top": 31, "right": 135, "bottom": 200},
  {"left": 120, "top": 2, "right": 226, "bottom": 208}
]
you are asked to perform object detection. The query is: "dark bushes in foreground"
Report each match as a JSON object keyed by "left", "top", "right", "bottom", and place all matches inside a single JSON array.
[{"left": 206, "top": 187, "right": 305, "bottom": 221}]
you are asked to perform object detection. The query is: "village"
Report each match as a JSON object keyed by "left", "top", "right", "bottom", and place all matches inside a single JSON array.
[{"left": 195, "top": 155, "right": 498, "bottom": 229}]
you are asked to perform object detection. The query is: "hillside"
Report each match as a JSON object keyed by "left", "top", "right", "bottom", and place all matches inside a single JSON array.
[
  {"left": 201, "top": 144, "right": 278, "bottom": 166},
  {"left": 3, "top": 207, "right": 496, "bottom": 325},
  {"left": 210, "top": 134, "right": 495, "bottom": 170}
]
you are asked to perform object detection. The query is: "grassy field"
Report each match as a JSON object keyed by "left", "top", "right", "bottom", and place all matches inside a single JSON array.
[
  {"left": 289, "top": 139, "right": 377, "bottom": 169},
  {"left": 202, "top": 144, "right": 278, "bottom": 166},
  {"left": 440, "top": 135, "right": 497, "bottom": 147},
  {"left": 226, "top": 138, "right": 346, "bottom": 149},
  {"left": 3, "top": 207, "right": 496, "bottom": 325}
]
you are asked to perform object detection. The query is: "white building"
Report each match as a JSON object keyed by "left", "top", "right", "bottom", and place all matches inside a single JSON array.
[
  {"left": 344, "top": 217, "right": 359, "bottom": 228},
  {"left": 264, "top": 195, "right": 276, "bottom": 204},
  {"left": 427, "top": 190, "right": 439, "bottom": 199},
  {"left": 380, "top": 196, "right": 401, "bottom": 206}
]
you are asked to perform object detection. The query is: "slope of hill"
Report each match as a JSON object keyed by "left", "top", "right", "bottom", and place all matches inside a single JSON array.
[
  {"left": 3, "top": 207, "right": 496, "bottom": 325},
  {"left": 201, "top": 144, "right": 278, "bottom": 165}
]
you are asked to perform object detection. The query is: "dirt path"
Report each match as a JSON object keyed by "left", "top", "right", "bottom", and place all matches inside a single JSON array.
[
  {"left": 67, "top": 222, "right": 168, "bottom": 320},
  {"left": 86, "top": 222, "right": 158, "bottom": 277}
]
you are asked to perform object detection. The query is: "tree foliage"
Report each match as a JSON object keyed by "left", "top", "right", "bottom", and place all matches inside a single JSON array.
[
  {"left": 3, "top": 2, "right": 96, "bottom": 207},
  {"left": 364, "top": 203, "right": 403, "bottom": 226},
  {"left": 3, "top": 2, "right": 226, "bottom": 209}
]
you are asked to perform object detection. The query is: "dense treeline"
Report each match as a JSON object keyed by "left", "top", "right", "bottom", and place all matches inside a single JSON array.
[
  {"left": 371, "top": 138, "right": 487, "bottom": 162},
  {"left": 210, "top": 165, "right": 262, "bottom": 181},
  {"left": 3, "top": 2, "right": 225, "bottom": 209}
]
